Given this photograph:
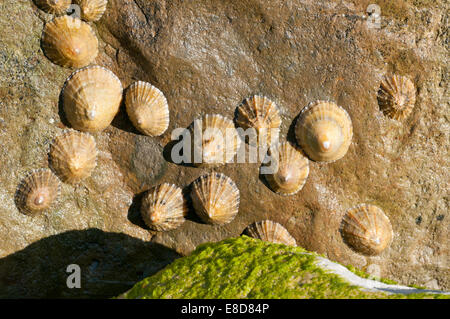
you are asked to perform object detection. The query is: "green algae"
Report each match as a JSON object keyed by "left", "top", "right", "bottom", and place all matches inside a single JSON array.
[
  {"left": 345, "top": 265, "right": 399, "bottom": 285},
  {"left": 120, "top": 237, "right": 448, "bottom": 299}
]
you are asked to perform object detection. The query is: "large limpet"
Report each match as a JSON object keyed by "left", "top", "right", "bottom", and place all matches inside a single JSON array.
[
  {"left": 62, "top": 65, "right": 123, "bottom": 132},
  {"left": 295, "top": 100, "right": 353, "bottom": 163}
]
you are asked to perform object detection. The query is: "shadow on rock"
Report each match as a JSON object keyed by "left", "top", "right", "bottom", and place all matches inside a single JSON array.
[
  {"left": 162, "top": 136, "right": 196, "bottom": 168},
  {"left": 127, "top": 190, "right": 152, "bottom": 230},
  {"left": 182, "top": 182, "right": 207, "bottom": 225},
  {"left": 57, "top": 86, "right": 72, "bottom": 129},
  {"left": 110, "top": 99, "right": 143, "bottom": 135},
  {"left": 287, "top": 112, "right": 301, "bottom": 147},
  {"left": 0, "top": 228, "right": 180, "bottom": 298}
]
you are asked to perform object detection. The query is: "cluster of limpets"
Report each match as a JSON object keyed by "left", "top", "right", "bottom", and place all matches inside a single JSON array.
[{"left": 19, "top": 1, "right": 417, "bottom": 259}]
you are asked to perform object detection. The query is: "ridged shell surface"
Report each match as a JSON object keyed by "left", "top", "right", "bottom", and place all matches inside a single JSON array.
[
  {"left": 191, "top": 114, "right": 241, "bottom": 166},
  {"left": 295, "top": 101, "right": 353, "bottom": 162},
  {"left": 340, "top": 204, "right": 393, "bottom": 256},
  {"left": 63, "top": 66, "right": 123, "bottom": 132},
  {"left": 377, "top": 75, "right": 416, "bottom": 120},
  {"left": 49, "top": 130, "right": 97, "bottom": 184},
  {"left": 35, "top": 0, "right": 72, "bottom": 15},
  {"left": 41, "top": 16, "right": 98, "bottom": 68},
  {"left": 236, "top": 95, "right": 281, "bottom": 148},
  {"left": 75, "top": 0, "right": 108, "bottom": 22},
  {"left": 245, "top": 220, "right": 297, "bottom": 246},
  {"left": 264, "top": 142, "right": 309, "bottom": 195},
  {"left": 15, "top": 169, "right": 61, "bottom": 215},
  {"left": 191, "top": 173, "right": 240, "bottom": 225},
  {"left": 125, "top": 81, "right": 169, "bottom": 136},
  {"left": 141, "top": 183, "right": 187, "bottom": 231}
]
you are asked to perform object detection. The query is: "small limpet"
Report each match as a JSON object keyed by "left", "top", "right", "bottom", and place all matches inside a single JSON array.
[
  {"left": 125, "top": 81, "right": 169, "bottom": 137},
  {"left": 235, "top": 95, "right": 281, "bottom": 148},
  {"left": 34, "top": 0, "right": 72, "bottom": 15},
  {"left": 263, "top": 142, "right": 309, "bottom": 196},
  {"left": 190, "top": 114, "right": 241, "bottom": 166},
  {"left": 75, "top": 0, "right": 108, "bottom": 22},
  {"left": 377, "top": 75, "right": 416, "bottom": 120},
  {"left": 49, "top": 130, "right": 97, "bottom": 184},
  {"left": 15, "top": 169, "right": 61, "bottom": 215},
  {"left": 190, "top": 173, "right": 240, "bottom": 225}
]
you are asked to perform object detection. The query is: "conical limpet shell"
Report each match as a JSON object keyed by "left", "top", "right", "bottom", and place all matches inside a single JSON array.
[
  {"left": 34, "top": 0, "right": 72, "bottom": 15},
  {"left": 263, "top": 142, "right": 309, "bottom": 196},
  {"left": 236, "top": 95, "right": 281, "bottom": 148},
  {"left": 63, "top": 65, "right": 123, "bottom": 132},
  {"left": 244, "top": 220, "right": 297, "bottom": 246},
  {"left": 49, "top": 130, "right": 97, "bottom": 184},
  {"left": 377, "top": 75, "right": 416, "bottom": 120},
  {"left": 191, "top": 173, "right": 240, "bottom": 225},
  {"left": 295, "top": 100, "right": 353, "bottom": 163},
  {"left": 340, "top": 204, "right": 393, "bottom": 256},
  {"left": 15, "top": 169, "right": 61, "bottom": 215},
  {"left": 75, "top": 0, "right": 108, "bottom": 22},
  {"left": 41, "top": 16, "right": 98, "bottom": 68},
  {"left": 125, "top": 81, "right": 169, "bottom": 137},
  {"left": 141, "top": 183, "right": 188, "bottom": 232},
  {"left": 191, "top": 114, "right": 241, "bottom": 166}
]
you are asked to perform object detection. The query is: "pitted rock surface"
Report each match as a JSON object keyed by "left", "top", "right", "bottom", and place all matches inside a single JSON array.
[{"left": 0, "top": 0, "right": 448, "bottom": 297}]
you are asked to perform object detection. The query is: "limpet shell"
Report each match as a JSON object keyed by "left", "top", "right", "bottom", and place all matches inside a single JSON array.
[
  {"left": 49, "top": 130, "right": 97, "bottom": 184},
  {"left": 63, "top": 65, "right": 123, "bottom": 132},
  {"left": 236, "top": 95, "right": 281, "bottom": 148},
  {"left": 377, "top": 75, "right": 416, "bottom": 120},
  {"left": 340, "top": 204, "right": 393, "bottom": 256},
  {"left": 295, "top": 100, "right": 353, "bottom": 163},
  {"left": 191, "top": 173, "right": 240, "bottom": 225},
  {"left": 34, "top": 0, "right": 72, "bottom": 15},
  {"left": 244, "top": 220, "right": 297, "bottom": 246},
  {"left": 191, "top": 114, "right": 241, "bottom": 166},
  {"left": 75, "top": 0, "right": 108, "bottom": 22},
  {"left": 263, "top": 142, "right": 309, "bottom": 196},
  {"left": 125, "top": 81, "right": 169, "bottom": 137},
  {"left": 141, "top": 183, "right": 188, "bottom": 232},
  {"left": 15, "top": 169, "right": 61, "bottom": 215},
  {"left": 41, "top": 15, "right": 98, "bottom": 68}
]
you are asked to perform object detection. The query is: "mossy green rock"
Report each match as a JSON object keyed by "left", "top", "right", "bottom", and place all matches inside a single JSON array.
[
  {"left": 1, "top": 0, "right": 449, "bottom": 298},
  {"left": 121, "top": 237, "right": 448, "bottom": 299}
]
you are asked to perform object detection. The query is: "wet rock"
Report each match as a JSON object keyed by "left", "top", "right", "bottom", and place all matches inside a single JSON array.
[{"left": 0, "top": 0, "right": 448, "bottom": 297}]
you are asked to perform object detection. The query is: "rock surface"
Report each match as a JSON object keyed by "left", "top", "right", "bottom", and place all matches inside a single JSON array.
[
  {"left": 120, "top": 236, "right": 449, "bottom": 299},
  {"left": 0, "top": 0, "right": 448, "bottom": 297}
]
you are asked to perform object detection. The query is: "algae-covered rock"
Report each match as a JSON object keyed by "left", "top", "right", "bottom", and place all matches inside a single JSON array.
[
  {"left": 0, "top": 0, "right": 448, "bottom": 298},
  {"left": 120, "top": 237, "right": 449, "bottom": 299}
]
